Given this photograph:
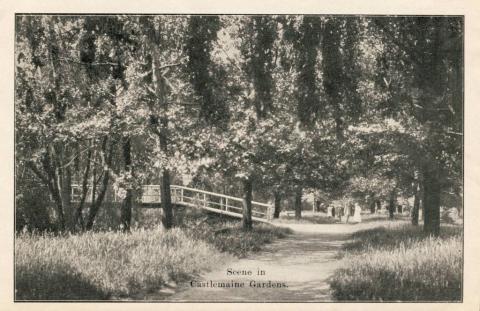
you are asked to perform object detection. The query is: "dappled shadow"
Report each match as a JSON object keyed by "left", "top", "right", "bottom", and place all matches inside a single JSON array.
[
  {"left": 342, "top": 222, "right": 463, "bottom": 252},
  {"left": 251, "top": 233, "right": 349, "bottom": 265},
  {"left": 273, "top": 215, "right": 340, "bottom": 225},
  {"left": 168, "top": 228, "right": 352, "bottom": 302},
  {"left": 359, "top": 214, "right": 390, "bottom": 223},
  {"left": 15, "top": 264, "right": 108, "bottom": 300}
]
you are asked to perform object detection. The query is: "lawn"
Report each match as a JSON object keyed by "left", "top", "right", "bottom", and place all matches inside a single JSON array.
[{"left": 329, "top": 222, "right": 463, "bottom": 301}]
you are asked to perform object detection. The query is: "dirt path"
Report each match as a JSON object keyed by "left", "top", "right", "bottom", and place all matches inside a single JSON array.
[{"left": 165, "top": 224, "right": 359, "bottom": 302}]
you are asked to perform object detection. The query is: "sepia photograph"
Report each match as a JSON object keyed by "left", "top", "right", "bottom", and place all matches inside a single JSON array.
[{"left": 13, "top": 13, "right": 464, "bottom": 303}]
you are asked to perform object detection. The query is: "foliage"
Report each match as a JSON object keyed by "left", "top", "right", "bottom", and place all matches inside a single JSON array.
[
  {"left": 15, "top": 15, "right": 463, "bottom": 234},
  {"left": 182, "top": 213, "right": 292, "bottom": 257},
  {"left": 185, "top": 16, "right": 226, "bottom": 125}
]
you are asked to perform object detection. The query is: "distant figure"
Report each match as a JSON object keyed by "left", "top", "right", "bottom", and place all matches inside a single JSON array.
[
  {"left": 343, "top": 205, "right": 350, "bottom": 223},
  {"left": 331, "top": 206, "right": 336, "bottom": 218},
  {"left": 353, "top": 203, "right": 362, "bottom": 223}
]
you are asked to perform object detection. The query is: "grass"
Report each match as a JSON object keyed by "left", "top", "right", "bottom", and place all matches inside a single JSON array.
[
  {"left": 180, "top": 211, "right": 292, "bottom": 257},
  {"left": 15, "top": 226, "right": 231, "bottom": 300},
  {"left": 15, "top": 205, "right": 291, "bottom": 300},
  {"left": 92, "top": 204, "right": 292, "bottom": 257},
  {"left": 329, "top": 223, "right": 462, "bottom": 301}
]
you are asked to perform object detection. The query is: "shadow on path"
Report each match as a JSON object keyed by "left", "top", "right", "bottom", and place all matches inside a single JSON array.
[{"left": 163, "top": 224, "right": 353, "bottom": 302}]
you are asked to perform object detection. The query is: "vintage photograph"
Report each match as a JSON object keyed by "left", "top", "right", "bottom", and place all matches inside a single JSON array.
[{"left": 14, "top": 14, "right": 463, "bottom": 302}]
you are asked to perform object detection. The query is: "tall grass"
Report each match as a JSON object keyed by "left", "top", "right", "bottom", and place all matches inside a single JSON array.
[
  {"left": 329, "top": 224, "right": 462, "bottom": 301},
  {"left": 92, "top": 205, "right": 292, "bottom": 257},
  {"left": 15, "top": 226, "right": 231, "bottom": 300},
  {"left": 15, "top": 207, "right": 291, "bottom": 300}
]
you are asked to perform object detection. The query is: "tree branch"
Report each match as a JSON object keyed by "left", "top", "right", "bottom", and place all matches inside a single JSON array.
[
  {"left": 25, "top": 161, "right": 50, "bottom": 186},
  {"left": 373, "top": 20, "right": 421, "bottom": 65},
  {"left": 446, "top": 130, "right": 462, "bottom": 136},
  {"left": 159, "top": 60, "right": 185, "bottom": 72},
  {"left": 59, "top": 57, "right": 119, "bottom": 67},
  {"left": 60, "top": 144, "right": 97, "bottom": 169}
]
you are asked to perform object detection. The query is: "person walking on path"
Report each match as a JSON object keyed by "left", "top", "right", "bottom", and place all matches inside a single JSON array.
[
  {"left": 343, "top": 205, "right": 350, "bottom": 224},
  {"left": 353, "top": 202, "right": 362, "bottom": 223}
]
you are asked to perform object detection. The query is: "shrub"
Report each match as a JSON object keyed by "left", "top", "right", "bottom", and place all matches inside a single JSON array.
[{"left": 181, "top": 211, "right": 292, "bottom": 257}]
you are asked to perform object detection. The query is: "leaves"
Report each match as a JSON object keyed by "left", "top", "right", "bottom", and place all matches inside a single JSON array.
[{"left": 16, "top": 15, "right": 462, "bottom": 220}]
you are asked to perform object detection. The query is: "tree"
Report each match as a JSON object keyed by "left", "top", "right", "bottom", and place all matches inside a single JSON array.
[
  {"left": 123, "top": 16, "right": 193, "bottom": 230},
  {"left": 15, "top": 16, "right": 122, "bottom": 231},
  {"left": 206, "top": 16, "right": 280, "bottom": 229},
  {"left": 185, "top": 16, "right": 226, "bottom": 125},
  {"left": 370, "top": 17, "right": 463, "bottom": 235}
]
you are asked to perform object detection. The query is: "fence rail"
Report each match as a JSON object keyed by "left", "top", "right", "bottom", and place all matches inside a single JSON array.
[
  {"left": 147, "top": 185, "right": 271, "bottom": 222},
  {"left": 72, "top": 184, "right": 272, "bottom": 222}
]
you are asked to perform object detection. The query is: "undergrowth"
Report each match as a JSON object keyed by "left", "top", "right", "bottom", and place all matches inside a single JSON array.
[{"left": 329, "top": 223, "right": 462, "bottom": 301}]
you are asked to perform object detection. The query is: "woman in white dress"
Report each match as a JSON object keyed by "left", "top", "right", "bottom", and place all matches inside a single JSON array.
[{"left": 353, "top": 203, "right": 362, "bottom": 223}]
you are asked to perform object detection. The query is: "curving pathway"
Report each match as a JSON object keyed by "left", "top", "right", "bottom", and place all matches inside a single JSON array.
[{"left": 166, "top": 224, "right": 361, "bottom": 302}]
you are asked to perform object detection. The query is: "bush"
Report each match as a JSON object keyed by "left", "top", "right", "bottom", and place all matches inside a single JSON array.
[
  {"left": 180, "top": 211, "right": 292, "bottom": 257},
  {"left": 15, "top": 176, "right": 52, "bottom": 232},
  {"left": 329, "top": 224, "right": 462, "bottom": 301},
  {"left": 91, "top": 206, "right": 291, "bottom": 257},
  {"left": 15, "top": 226, "right": 230, "bottom": 300}
]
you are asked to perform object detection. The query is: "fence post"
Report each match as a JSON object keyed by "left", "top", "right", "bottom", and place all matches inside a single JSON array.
[
  {"left": 267, "top": 202, "right": 274, "bottom": 221},
  {"left": 180, "top": 188, "right": 184, "bottom": 203},
  {"left": 203, "top": 193, "right": 207, "bottom": 208},
  {"left": 225, "top": 198, "right": 229, "bottom": 211}
]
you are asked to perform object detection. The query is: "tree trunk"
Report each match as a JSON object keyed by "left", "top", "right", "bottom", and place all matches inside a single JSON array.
[
  {"left": 273, "top": 192, "right": 281, "bottom": 219},
  {"left": 120, "top": 137, "right": 133, "bottom": 232},
  {"left": 294, "top": 187, "right": 302, "bottom": 220},
  {"left": 74, "top": 147, "right": 92, "bottom": 230},
  {"left": 412, "top": 182, "right": 420, "bottom": 226},
  {"left": 388, "top": 190, "right": 396, "bottom": 219},
  {"left": 148, "top": 22, "right": 174, "bottom": 230},
  {"left": 62, "top": 156, "right": 73, "bottom": 231},
  {"left": 369, "top": 193, "right": 376, "bottom": 213},
  {"left": 423, "top": 163, "right": 441, "bottom": 236},
  {"left": 157, "top": 120, "right": 173, "bottom": 229},
  {"left": 242, "top": 178, "right": 253, "bottom": 230},
  {"left": 41, "top": 149, "right": 66, "bottom": 231},
  {"left": 90, "top": 156, "right": 98, "bottom": 212},
  {"left": 160, "top": 169, "right": 173, "bottom": 229},
  {"left": 85, "top": 138, "right": 113, "bottom": 231}
]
